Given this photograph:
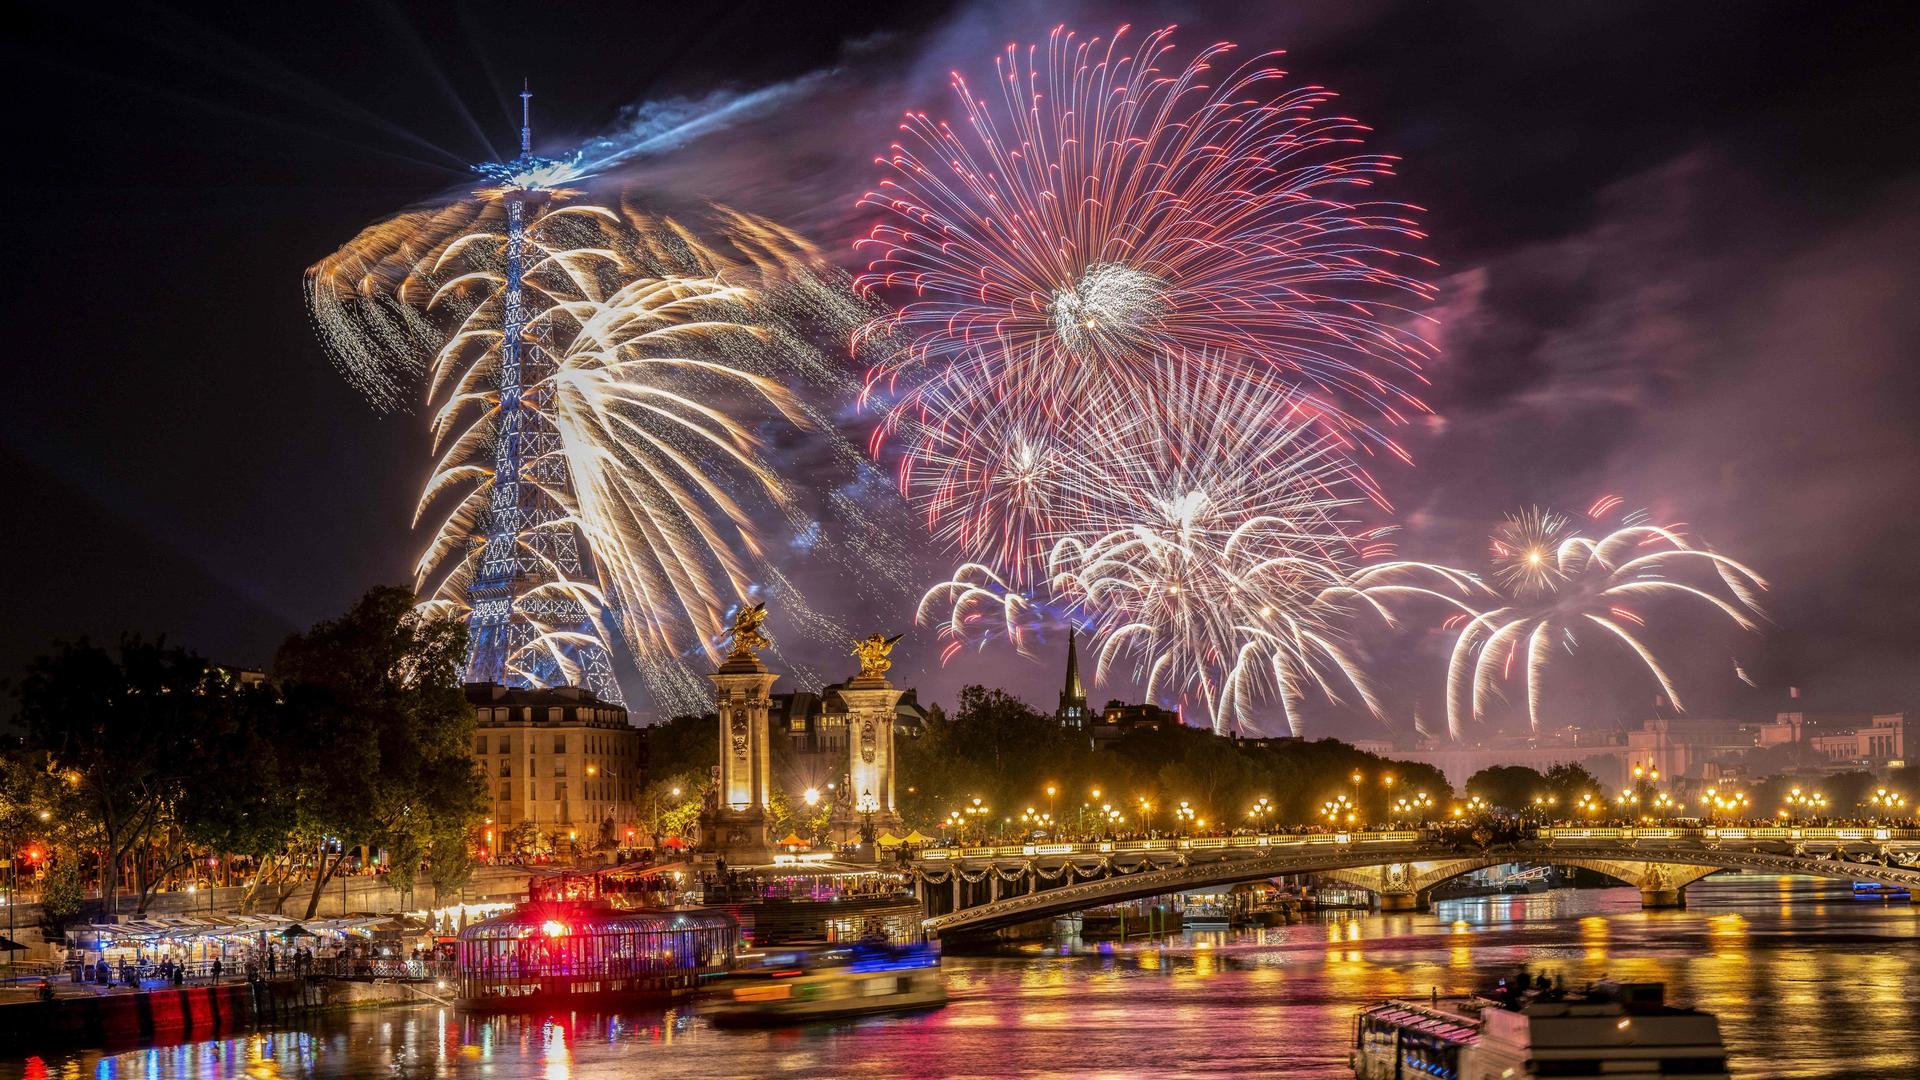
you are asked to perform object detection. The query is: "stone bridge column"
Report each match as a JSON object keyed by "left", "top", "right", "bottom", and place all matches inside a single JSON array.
[
  {"left": 1375, "top": 863, "right": 1427, "bottom": 912},
  {"left": 1635, "top": 863, "right": 1687, "bottom": 909},
  {"left": 700, "top": 646, "right": 778, "bottom": 866},
  {"left": 835, "top": 669, "right": 905, "bottom": 841}
]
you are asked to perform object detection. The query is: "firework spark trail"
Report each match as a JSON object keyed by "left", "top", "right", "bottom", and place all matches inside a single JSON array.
[
  {"left": 1044, "top": 365, "right": 1479, "bottom": 736},
  {"left": 1446, "top": 505, "right": 1769, "bottom": 739},
  {"left": 311, "top": 190, "right": 914, "bottom": 713},
  {"left": 861, "top": 24, "right": 1454, "bottom": 734},
  {"left": 915, "top": 353, "right": 1479, "bottom": 736},
  {"left": 856, "top": 24, "right": 1437, "bottom": 586}
]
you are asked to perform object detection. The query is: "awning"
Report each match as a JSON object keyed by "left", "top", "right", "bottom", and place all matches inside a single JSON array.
[
  {"left": 901, "top": 830, "right": 933, "bottom": 844},
  {"left": 661, "top": 835, "right": 693, "bottom": 850},
  {"left": 875, "top": 831, "right": 906, "bottom": 847},
  {"left": 777, "top": 833, "right": 810, "bottom": 848}
]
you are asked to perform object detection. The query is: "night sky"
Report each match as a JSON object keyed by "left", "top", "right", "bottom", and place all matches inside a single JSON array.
[{"left": 8, "top": 1, "right": 1920, "bottom": 733}]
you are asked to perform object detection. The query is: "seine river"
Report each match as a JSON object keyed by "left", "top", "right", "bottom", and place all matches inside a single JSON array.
[{"left": 11, "top": 876, "right": 1918, "bottom": 1078}]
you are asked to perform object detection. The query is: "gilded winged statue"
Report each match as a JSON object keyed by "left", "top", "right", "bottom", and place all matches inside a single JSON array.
[
  {"left": 726, "top": 603, "right": 771, "bottom": 660},
  {"left": 851, "top": 632, "right": 903, "bottom": 679}
]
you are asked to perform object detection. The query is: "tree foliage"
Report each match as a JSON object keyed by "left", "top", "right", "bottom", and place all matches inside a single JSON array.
[
  {"left": 273, "top": 586, "right": 487, "bottom": 913},
  {"left": 895, "top": 685, "right": 1457, "bottom": 836},
  {"left": 1465, "top": 765, "right": 1548, "bottom": 811},
  {"left": 1542, "top": 762, "right": 1608, "bottom": 806},
  {"left": 14, "top": 635, "right": 239, "bottom": 915}
]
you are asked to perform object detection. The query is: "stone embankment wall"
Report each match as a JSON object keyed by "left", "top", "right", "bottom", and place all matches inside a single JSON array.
[{"left": 0, "top": 976, "right": 442, "bottom": 1052}]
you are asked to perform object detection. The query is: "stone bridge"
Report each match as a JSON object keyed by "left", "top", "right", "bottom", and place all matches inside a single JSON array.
[{"left": 908, "top": 826, "right": 1920, "bottom": 937}]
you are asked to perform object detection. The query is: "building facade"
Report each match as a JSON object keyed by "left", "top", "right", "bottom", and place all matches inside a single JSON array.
[
  {"left": 770, "top": 684, "right": 927, "bottom": 791},
  {"left": 467, "top": 683, "right": 643, "bottom": 848}
]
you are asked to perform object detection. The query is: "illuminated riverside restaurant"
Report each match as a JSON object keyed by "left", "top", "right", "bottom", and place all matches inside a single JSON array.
[{"left": 455, "top": 874, "right": 737, "bottom": 1008}]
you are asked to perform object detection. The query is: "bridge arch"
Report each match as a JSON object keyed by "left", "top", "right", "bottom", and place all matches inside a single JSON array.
[
  {"left": 917, "top": 842, "right": 1920, "bottom": 937},
  {"left": 1315, "top": 858, "right": 1724, "bottom": 911}
]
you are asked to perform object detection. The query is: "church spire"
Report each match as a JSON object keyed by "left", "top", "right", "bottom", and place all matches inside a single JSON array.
[{"left": 1058, "top": 627, "right": 1089, "bottom": 730}]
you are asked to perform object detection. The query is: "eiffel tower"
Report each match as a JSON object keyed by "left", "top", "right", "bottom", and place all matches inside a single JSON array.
[{"left": 461, "top": 84, "right": 624, "bottom": 706}]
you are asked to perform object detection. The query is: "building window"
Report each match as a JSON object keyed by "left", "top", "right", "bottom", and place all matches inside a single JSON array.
[
  {"left": 499, "top": 760, "right": 511, "bottom": 778},
  {"left": 498, "top": 734, "right": 511, "bottom": 754},
  {"left": 553, "top": 760, "right": 567, "bottom": 777},
  {"left": 554, "top": 733, "right": 568, "bottom": 754},
  {"left": 500, "top": 782, "right": 510, "bottom": 800},
  {"left": 475, "top": 735, "right": 488, "bottom": 754},
  {"left": 555, "top": 783, "right": 568, "bottom": 801}
]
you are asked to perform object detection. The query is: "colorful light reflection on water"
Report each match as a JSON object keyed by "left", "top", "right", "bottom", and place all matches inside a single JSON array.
[{"left": 8, "top": 877, "right": 1916, "bottom": 1078}]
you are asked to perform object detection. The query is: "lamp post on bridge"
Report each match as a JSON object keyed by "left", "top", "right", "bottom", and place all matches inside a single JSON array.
[{"left": 857, "top": 789, "right": 878, "bottom": 850}]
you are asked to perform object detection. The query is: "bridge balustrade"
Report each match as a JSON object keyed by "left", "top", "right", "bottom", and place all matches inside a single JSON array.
[
  {"left": 917, "top": 829, "right": 1429, "bottom": 863},
  {"left": 917, "top": 827, "right": 1916, "bottom": 870},
  {"left": 1538, "top": 826, "right": 1913, "bottom": 842}
]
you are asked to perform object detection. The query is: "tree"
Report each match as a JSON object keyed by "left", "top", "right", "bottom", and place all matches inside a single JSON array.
[
  {"left": 273, "top": 586, "right": 486, "bottom": 917},
  {"left": 637, "top": 772, "right": 705, "bottom": 849},
  {"left": 38, "top": 859, "right": 85, "bottom": 928},
  {"left": 503, "top": 821, "right": 550, "bottom": 862},
  {"left": 641, "top": 714, "right": 719, "bottom": 781},
  {"left": 15, "top": 636, "right": 232, "bottom": 916},
  {"left": 1465, "top": 765, "right": 1549, "bottom": 812},
  {"left": 896, "top": 686, "right": 1097, "bottom": 834},
  {"left": 1542, "top": 762, "right": 1607, "bottom": 808},
  {"left": 1825, "top": 770, "right": 1878, "bottom": 814}
]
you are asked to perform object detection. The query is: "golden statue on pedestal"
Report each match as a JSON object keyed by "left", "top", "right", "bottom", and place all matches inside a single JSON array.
[
  {"left": 725, "top": 603, "right": 771, "bottom": 661},
  {"left": 851, "top": 632, "right": 902, "bottom": 679}
]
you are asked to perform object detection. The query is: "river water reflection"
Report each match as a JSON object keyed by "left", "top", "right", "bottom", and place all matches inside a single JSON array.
[{"left": 11, "top": 876, "right": 1918, "bottom": 1078}]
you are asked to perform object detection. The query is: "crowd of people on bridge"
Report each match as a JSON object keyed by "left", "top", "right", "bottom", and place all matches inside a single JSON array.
[{"left": 922, "top": 813, "right": 1920, "bottom": 850}]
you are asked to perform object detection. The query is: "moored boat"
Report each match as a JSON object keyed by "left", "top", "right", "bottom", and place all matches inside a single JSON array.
[
  {"left": 1352, "top": 980, "right": 1729, "bottom": 1079},
  {"left": 454, "top": 874, "right": 737, "bottom": 1010}
]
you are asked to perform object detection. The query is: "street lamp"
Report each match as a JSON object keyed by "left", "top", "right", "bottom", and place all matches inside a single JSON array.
[
  {"left": 1869, "top": 788, "right": 1906, "bottom": 820},
  {"left": 1248, "top": 796, "right": 1273, "bottom": 831},
  {"left": 1321, "top": 794, "right": 1355, "bottom": 826},
  {"left": 1700, "top": 787, "right": 1752, "bottom": 823},
  {"left": 1174, "top": 801, "right": 1197, "bottom": 834},
  {"left": 857, "top": 789, "right": 879, "bottom": 847},
  {"left": 1019, "top": 807, "right": 1056, "bottom": 836},
  {"left": 958, "top": 797, "right": 991, "bottom": 842}
]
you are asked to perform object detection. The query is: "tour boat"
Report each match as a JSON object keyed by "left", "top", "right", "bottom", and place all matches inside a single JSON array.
[
  {"left": 706, "top": 941, "right": 946, "bottom": 1027},
  {"left": 1351, "top": 981, "right": 1729, "bottom": 1079}
]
